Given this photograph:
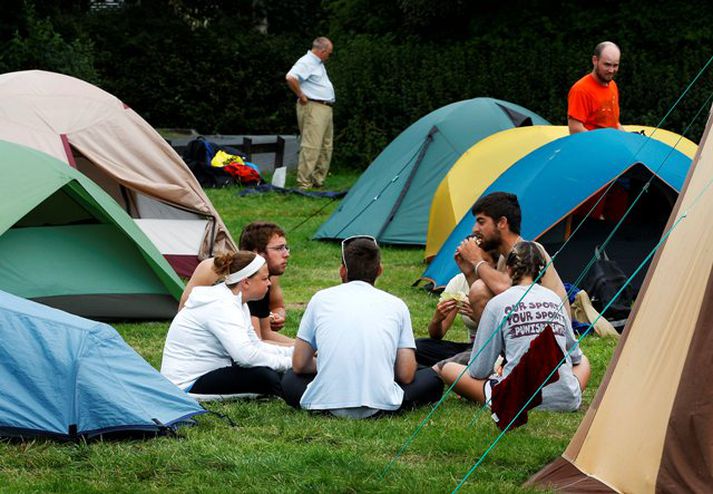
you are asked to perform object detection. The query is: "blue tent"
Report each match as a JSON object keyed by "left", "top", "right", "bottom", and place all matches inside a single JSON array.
[
  {"left": 421, "top": 129, "right": 693, "bottom": 289},
  {"left": 315, "top": 97, "right": 549, "bottom": 245},
  {"left": 0, "top": 290, "right": 204, "bottom": 440}
]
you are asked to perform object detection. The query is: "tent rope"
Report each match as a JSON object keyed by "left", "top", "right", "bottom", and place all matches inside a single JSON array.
[
  {"left": 288, "top": 196, "right": 341, "bottom": 233},
  {"left": 454, "top": 88, "right": 713, "bottom": 479},
  {"left": 451, "top": 158, "right": 713, "bottom": 493},
  {"left": 383, "top": 53, "right": 713, "bottom": 478}
]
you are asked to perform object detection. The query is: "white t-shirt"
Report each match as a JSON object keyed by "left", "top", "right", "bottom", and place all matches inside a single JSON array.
[
  {"left": 297, "top": 281, "right": 415, "bottom": 412},
  {"left": 444, "top": 273, "right": 478, "bottom": 340},
  {"left": 287, "top": 50, "right": 335, "bottom": 102},
  {"left": 161, "top": 283, "right": 292, "bottom": 390}
]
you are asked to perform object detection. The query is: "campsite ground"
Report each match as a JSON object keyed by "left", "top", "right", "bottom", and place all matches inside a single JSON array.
[{"left": 0, "top": 169, "right": 618, "bottom": 493}]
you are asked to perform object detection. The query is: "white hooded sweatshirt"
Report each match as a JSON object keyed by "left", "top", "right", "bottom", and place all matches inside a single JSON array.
[{"left": 160, "top": 283, "right": 293, "bottom": 390}]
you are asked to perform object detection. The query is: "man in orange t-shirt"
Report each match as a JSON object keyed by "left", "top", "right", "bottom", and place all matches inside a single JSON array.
[{"left": 568, "top": 41, "right": 624, "bottom": 134}]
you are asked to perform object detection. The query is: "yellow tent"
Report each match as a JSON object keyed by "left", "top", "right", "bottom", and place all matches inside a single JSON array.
[
  {"left": 425, "top": 125, "right": 698, "bottom": 260},
  {"left": 425, "top": 126, "right": 568, "bottom": 259}
]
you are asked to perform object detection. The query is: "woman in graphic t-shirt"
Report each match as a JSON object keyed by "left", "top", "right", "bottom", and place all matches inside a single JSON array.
[{"left": 436, "top": 241, "right": 590, "bottom": 411}]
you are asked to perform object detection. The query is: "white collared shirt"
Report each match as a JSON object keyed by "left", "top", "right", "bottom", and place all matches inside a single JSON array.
[{"left": 287, "top": 50, "right": 335, "bottom": 102}]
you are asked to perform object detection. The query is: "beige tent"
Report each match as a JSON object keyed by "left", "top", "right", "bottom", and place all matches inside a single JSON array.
[
  {"left": 0, "top": 70, "right": 236, "bottom": 276},
  {"left": 528, "top": 106, "right": 713, "bottom": 491}
]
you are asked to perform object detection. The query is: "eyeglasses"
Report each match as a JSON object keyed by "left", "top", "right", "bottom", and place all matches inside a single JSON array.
[
  {"left": 266, "top": 244, "right": 290, "bottom": 253},
  {"left": 341, "top": 235, "right": 378, "bottom": 272}
]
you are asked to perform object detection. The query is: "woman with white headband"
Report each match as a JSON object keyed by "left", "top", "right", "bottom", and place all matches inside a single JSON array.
[{"left": 161, "top": 251, "right": 293, "bottom": 397}]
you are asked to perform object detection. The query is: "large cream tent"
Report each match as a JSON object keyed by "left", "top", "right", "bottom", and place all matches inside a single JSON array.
[
  {"left": 0, "top": 70, "right": 236, "bottom": 276},
  {"left": 528, "top": 108, "right": 713, "bottom": 492},
  {"left": 425, "top": 125, "right": 698, "bottom": 260}
]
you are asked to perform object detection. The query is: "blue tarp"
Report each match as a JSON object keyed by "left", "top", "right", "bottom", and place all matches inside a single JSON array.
[
  {"left": 0, "top": 290, "right": 204, "bottom": 440},
  {"left": 421, "top": 129, "right": 693, "bottom": 289}
]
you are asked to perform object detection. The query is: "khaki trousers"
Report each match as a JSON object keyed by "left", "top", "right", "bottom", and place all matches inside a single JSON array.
[{"left": 296, "top": 101, "right": 333, "bottom": 188}]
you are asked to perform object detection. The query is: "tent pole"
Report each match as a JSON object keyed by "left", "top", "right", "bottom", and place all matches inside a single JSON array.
[{"left": 375, "top": 126, "right": 439, "bottom": 240}]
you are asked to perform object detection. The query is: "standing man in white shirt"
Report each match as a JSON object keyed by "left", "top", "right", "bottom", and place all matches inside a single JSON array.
[
  {"left": 286, "top": 37, "right": 335, "bottom": 190},
  {"left": 282, "top": 236, "right": 443, "bottom": 418}
]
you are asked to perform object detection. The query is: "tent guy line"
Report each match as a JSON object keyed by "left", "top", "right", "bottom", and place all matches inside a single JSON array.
[
  {"left": 452, "top": 159, "right": 713, "bottom": 492},
  {"left": 451, "top": 81, "right": 713, "bottom": 492},
  {"left": 384, "top": 55, "right": 713, "bottom": 479},
  {"left": 552, "top": 91, "right": 713, "bottom": 305}
]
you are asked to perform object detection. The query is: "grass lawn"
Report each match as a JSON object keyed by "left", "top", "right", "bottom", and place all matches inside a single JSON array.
[{"left": 0, "top": 168, "right": 618, "bottom": 493}]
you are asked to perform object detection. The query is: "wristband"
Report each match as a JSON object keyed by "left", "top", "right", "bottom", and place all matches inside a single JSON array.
[{"left": 474, "top": 260, "right": 487, "bottom": 275}]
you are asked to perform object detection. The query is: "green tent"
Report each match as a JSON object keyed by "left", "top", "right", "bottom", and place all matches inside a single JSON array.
[
  {"left": 314, "top": 97, "right": 549, "bottom": 245},
  {"left": 0, "top": 140, "right": 184, "bottom": 320}
]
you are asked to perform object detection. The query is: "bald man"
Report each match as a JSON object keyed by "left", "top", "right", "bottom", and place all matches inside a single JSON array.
[
  {"left": 568, "top": 41, "right": 624, "bottom": 134},
  {"left": 286, "top": 37, "right": 335, "bottom": 190}
]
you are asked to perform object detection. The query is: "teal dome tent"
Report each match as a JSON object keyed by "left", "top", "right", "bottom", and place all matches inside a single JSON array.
[{"left": 314, "top": 97, "right": 549, "bottom": 244}]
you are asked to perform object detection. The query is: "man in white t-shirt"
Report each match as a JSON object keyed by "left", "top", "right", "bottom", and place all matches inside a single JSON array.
[
  {"left": 282, "top": 236, "right": 443, "bottom": 418},
  {"left": 286, "top": 37, "right": 335, "bottom": 190}
]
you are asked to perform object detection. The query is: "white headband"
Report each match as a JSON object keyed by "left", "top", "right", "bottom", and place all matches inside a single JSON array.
[{"left": 224, "top": 255, "right": 266, "bottom": 285}]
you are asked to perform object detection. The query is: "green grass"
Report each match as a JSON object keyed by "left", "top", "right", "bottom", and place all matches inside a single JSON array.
[{"left": 0, "top": 168, "right": 619, "bottom": 493}]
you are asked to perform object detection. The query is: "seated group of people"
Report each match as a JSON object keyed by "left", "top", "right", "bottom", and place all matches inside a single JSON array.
[{"left": 160, "top": 192, "right": 591, "bottom": 419}]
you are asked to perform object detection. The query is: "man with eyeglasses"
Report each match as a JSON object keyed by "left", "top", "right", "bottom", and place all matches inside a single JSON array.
[
  {"left": 282, "top": 236, "right": 443, "bottom": 418},
  {"left": 238, "top": 222, "right": 294, "bottom": 345},
  {"left": 179, "top": 221, "right": 293, "bottom": 345}
]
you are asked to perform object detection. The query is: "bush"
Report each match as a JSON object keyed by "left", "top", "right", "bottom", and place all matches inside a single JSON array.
[{"left": 1, "top": 1, "right": 711, "bottom": 170}]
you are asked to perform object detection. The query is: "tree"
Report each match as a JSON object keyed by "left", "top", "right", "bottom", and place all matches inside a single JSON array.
[{"left": 0, "top": 1, "right": 98, "bottom": 82}]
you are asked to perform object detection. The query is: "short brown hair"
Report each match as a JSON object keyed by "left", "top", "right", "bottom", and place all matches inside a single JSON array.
[
  {"left": 342, "top": 238, "right": 380, "bottom": 284},
  {"left": 472, "top": 192, "right": 521, "bottom": 235},
  {"left": 239, "top": 222, "right": 285, "bottom": 252}
]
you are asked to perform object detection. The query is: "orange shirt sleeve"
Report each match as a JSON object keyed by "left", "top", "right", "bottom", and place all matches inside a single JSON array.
[{"left": 567, "top": 85, "right": 591, "bottom": 124}]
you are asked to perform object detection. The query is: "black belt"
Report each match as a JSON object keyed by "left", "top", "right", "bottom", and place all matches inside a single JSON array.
[{"left": 307, "top": 98, "right": 334, "bottom": 106}]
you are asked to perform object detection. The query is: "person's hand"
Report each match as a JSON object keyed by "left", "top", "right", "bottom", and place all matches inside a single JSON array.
[
  {"left": 454, "top": 249, "right": 474, "bottom": 277},
  {"left": 457, "top": 300, "right": 474, "bottom": 319},
  {"left": 298, "top": 94, "right": 308, "bottom": 105},
  {"left": 457, "top": 237, "right": 486, "bottom": 265},
  {"left": 269, "top": 311, "right": 286, "bottom": 331},
  {"left": 435, "top": 299, "right": 458, "bottom": 321},
  {"left": 493, "top": 355, "right": 505, "bottom": 376}
]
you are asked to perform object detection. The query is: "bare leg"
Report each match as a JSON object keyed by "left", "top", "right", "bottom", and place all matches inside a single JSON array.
[
  {"left": 572, "top": 354, "right": 591, "bottom": 391},
  {"left": 439, "top": 362, "right": 487, "bottom": 404}
]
